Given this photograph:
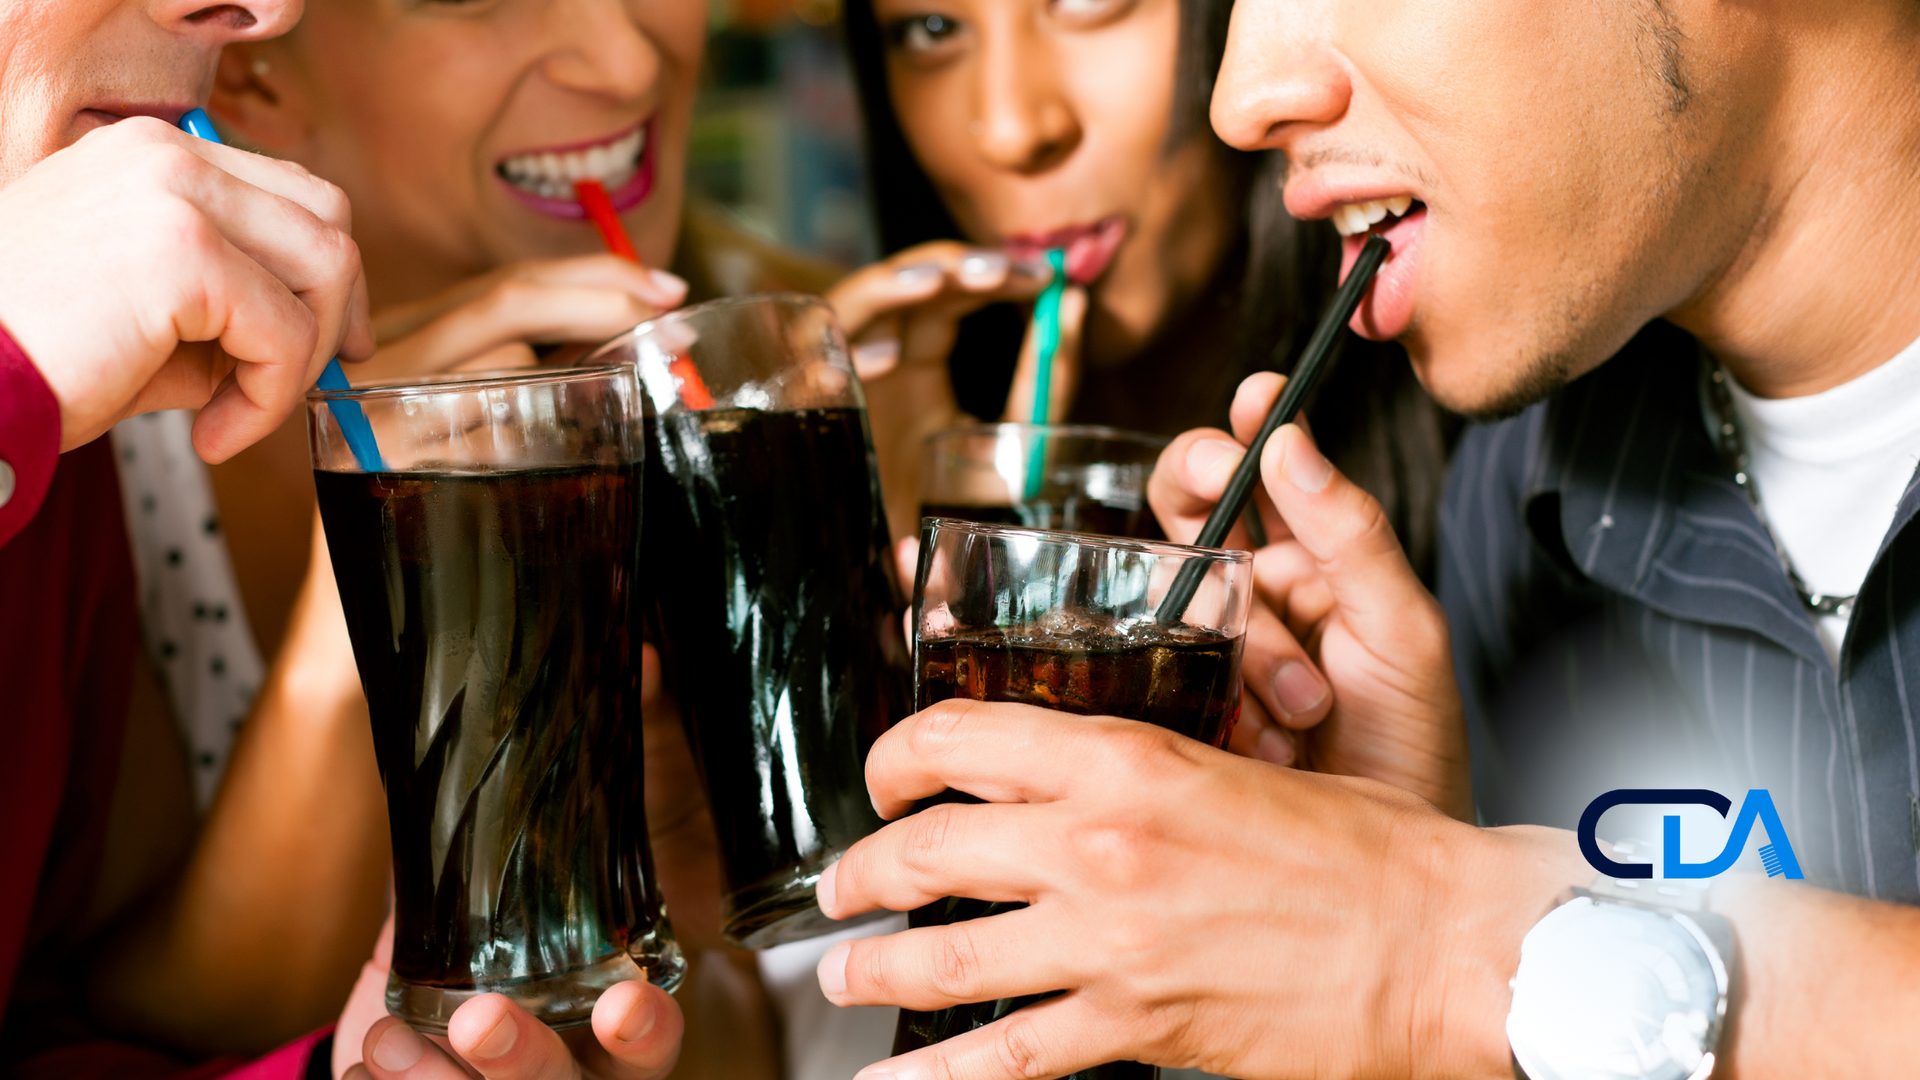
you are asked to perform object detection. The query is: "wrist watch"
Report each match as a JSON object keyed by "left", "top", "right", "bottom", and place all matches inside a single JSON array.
[{"left": 1506, "top": 863, "right": 1737, "bottom": 1080}]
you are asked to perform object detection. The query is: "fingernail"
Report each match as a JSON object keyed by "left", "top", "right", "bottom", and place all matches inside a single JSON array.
[
  {"left": 956, "top": 250, "right": 1009, "bottom": 286},
  {"left": 648, "top": 268, "right": 687, "bottom": 296},
  {"left": 1010, "top": 256, "right": 1054, "bottom": 282},
  {"left": 1255, "top": 725, "right": 1297, "bottom": 766},
  {"left": 466, "top": 1012, "right": 519, "bottom": 1061},
  {"left": 895, "top": 263, "right": 942, "bottom": 288},
  {"left": 371, "top": 1024, "right": 425, "bottom": 1072},
  {"left": 1273, "top": 660, "right": 1328, "bottom": 719},
  {"left": 816, "top": 859, "right": 839, "bottom": 914},
  {"left": 818, "top": 941, "right": 850, "bottom": 998},
  {"left": 1278, "top": 426, "right": 1333, "bottom": 493},
  {"left": 855, "top": 1070, "right": 900, "bottom": 1080},
  {"left": 1186, "top": 438, "right": 1243, "bottom": 487},
  {"left": 852, "top": 338, "right": 901, "bottom": 376},
  {"left": 614, "top": 988, "right": 658, "bottom": 1043}
]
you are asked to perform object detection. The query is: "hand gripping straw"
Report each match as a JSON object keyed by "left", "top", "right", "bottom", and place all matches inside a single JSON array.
[
  {"left": 574, "top": 178, "right": 713, "bottom": 409},
  {"left": 1155, "top": 233, "right": 1392, "bottom": 624},
  {"left": 178, "top": 109, "right": 387, "bottom": 472}
]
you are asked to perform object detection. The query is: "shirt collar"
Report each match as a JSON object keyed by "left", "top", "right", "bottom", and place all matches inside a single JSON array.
[{"left": 1521, "top": 320, "right": 1832, "bottom": 668}]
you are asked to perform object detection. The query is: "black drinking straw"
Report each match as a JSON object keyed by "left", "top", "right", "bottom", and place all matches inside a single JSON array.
[{"left": 1155, "top": 234, "right": 1392, "bottom": 625}]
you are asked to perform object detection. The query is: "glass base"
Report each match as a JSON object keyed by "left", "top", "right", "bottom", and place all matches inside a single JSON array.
[
  {"left": 385, "top": 941, "right": 687, "bottom": 1034},
  {"left": 723, "top": 863, "right": 893, "bottom": 949}
]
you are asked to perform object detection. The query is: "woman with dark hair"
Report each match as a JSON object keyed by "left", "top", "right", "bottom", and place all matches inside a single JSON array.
[
  {"left": 827, "top": 0, "right": 1456, "bottom": 585},
  {"left": 761, "top": 2, "right": 1457, "bottom": 1077}
]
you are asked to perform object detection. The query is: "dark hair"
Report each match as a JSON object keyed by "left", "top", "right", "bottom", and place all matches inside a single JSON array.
[{"left": 842, "top": 0, "right": 1458, "bottom": 578}]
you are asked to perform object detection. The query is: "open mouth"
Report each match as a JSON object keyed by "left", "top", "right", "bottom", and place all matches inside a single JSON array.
[
  {"left": 495, "top": 122, "right": 652, "bottom": 218},
  {"left": 1328, "top": 196, "right": 1427, "bottom": 341},
  {"left": 1331, "top": 196, "right": 1418, "bottom": 237}
]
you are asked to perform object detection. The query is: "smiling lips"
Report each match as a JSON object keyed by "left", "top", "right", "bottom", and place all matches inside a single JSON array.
[{"left": 495, "top": 122, "right": 652, "bottom": 220}]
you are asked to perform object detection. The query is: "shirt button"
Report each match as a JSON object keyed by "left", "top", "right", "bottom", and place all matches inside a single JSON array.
[{"left": 0, "top": 459, "right": 14, "bottom": 509}]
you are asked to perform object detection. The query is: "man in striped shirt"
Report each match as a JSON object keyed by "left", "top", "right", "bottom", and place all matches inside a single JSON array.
[{"left": 811, "top": 0, "right": 1920, "bottom": 1077}]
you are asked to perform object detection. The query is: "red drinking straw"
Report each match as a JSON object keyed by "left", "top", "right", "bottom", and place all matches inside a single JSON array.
[
  {"left": 575, "top": 178, "right": 640, "bottom": 263},
  {"left": 574, "top": 179, "right": 713, "bottom": 409}
]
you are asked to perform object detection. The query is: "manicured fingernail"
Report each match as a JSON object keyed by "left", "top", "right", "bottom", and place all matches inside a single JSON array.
[
  {"left": 1011, "top": 256, "right": 1054, "bottom": 282},
  {"left": 957, "top": 250, "right": 1009, "bottom": 286},
  {"left": 1255, "top": 725, "right": 1297, "bottom": 766},
  {"left": 816, "top": 859, "right": 839, "bottom": 914},
  {"left": 1186, "top": 438, "right": 1243, "bottom": 488},
  {"left": 1273, "top": 661, "right": 1328, "bottom": 719},
  {"left": 852, "top": 338, "right": 901, "bottom": 373},
  {"left": 371, "top": 1023, "right": 425, "bottom": 1072},
  {"left": 614, "top": 988, "right": 657, "bottom": 1043},
  {"left": 818, "top": 941, "right": 850, "bottom": 998},
  {"left": 466, "top": 1012, "right": 518, "bottom": 1061},
  {"left": 1278, "top": 426, "right": 1332, "bottom": 493},
  {"left": 648, "top": 268, "right": 687, "bottom": 296},
  {"left": 895, "top": 263, "right": 942, "bottom": 288}
]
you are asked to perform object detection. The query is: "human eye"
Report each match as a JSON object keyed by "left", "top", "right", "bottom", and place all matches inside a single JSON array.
[{"left": 884, "top": 12, "right": 965, "bottom": 56}]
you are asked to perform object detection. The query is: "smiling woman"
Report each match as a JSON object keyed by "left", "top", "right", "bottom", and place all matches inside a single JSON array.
[{"left": 48, "top": 0, "right": 825, "bottom": 1071}]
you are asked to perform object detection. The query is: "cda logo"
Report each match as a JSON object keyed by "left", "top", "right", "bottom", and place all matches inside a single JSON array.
[{"left": 1578, "top": 788, "right": 1803, "bottom": 880}]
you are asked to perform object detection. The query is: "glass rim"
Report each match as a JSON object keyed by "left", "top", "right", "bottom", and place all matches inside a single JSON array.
[
  {"left": 921, "top": 516, "right": 1252, "bottom": 565},
  {"left": 305, "top": 360, "right": 636, "bottom": 403},
  {"left": 586, "top": 290, "right": 832, "bottom": 349},
  {"left": 923, "top": 422, "right": 1170, "bottom": 450}
]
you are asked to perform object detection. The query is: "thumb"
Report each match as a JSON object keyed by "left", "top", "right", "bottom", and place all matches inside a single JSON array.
[
  {"left": 1259, "top": 423, "right": 1430, "bottom": 629},
  {"left": 1001, "top": 285, "right": 1085, "bottom": 424}
]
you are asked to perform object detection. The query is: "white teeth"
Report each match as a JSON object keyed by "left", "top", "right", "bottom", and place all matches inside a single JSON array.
[
  {"left": 499, "top": 126, "right": 648, "bottom": 200},
  {"left": 1332, "top": 196, "right": 1417, "bottom": 237}
]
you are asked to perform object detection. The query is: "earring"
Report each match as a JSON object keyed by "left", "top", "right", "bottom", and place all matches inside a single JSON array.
[{"left": 252, "top": 58, "right": 271, "bottom": 78}]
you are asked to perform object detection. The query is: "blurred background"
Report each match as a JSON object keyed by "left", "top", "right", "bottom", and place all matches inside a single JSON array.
[{"left": 690, "top": 0, "right": 877, "bottom": 269}]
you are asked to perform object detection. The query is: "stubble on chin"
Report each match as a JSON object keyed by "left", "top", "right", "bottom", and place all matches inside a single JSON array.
[{"left": 1454, "top": 349, "right": 1581, "bottom": 423}]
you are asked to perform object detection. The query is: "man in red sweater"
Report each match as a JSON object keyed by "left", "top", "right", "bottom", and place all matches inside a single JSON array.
[{"left": 0, "top": 3, "right": 685, "bottom": 1078}]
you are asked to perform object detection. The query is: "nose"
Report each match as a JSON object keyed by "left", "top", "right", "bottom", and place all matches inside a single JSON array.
[
  {"left": 1210, "top": 0, "right": 1349, "bottom": 153},
  {"left": 538, "top": 0, "right": 663, "bottom": 103},
  {"left": 970, "top": 16, "right": 1081, "bottom": 174},
  {"left": 153, "top": 0, "right": 303, "bottom": 42}
]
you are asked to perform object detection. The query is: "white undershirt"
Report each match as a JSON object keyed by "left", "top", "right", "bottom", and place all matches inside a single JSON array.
[{"left": 1717, "top": 334, "right": 1920, "bottom": 665}]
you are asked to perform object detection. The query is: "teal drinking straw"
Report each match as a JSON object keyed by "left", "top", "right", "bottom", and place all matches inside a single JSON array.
[
  {"left": 180, "top": 109, "right": 387, "bottom": 473},
  {"left": 1022, "top": 248, "right": 1068, "bottom": 501}
]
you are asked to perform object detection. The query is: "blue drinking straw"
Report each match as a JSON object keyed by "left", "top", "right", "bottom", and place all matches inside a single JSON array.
[
  {"left": 180, "top": 109, "right": 387, "bottom": 473},
  {"left": 1022, "top": 248, "right": 1068, "bottom": 501}
]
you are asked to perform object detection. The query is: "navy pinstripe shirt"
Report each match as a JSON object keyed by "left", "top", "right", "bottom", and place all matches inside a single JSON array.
[{"left": 1439, "top": 320, "right": 1920, "bottom": 903}]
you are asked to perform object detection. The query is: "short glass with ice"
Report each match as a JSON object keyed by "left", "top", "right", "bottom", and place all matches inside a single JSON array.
[
  {"left": 894, "top": 518, "right": 1252, "bottom": 1079},
  {"left": 918, "top": 423, "right": 1168, "bottom": 540}
]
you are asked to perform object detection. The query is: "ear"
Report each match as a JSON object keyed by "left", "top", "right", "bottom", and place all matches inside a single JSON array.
[{"left": 209, "top": 41, "right": 312, "bottom": 152}]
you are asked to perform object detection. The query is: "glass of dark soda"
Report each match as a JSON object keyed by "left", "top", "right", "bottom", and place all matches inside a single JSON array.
[
  {"left": 582, "top": 294, "right": 911, "bottom": 948},
  {"left": 898, "top": 517, "right": 1252, "bottom": 1080},
  {"left": 919, "top": 424, "right": 1168, "bottom": 540},
  {"left": 307, "top": 363, "right": 682, "bottom": 1033}
]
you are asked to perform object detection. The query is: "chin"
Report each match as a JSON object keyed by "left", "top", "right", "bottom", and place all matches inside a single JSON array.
[{"left": 1404, "top": 331, "right": 1582, "bottom": 423}]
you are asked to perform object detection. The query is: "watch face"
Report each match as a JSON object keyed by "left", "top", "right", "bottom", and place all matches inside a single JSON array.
[{"left": 1508, "top": 898, "right": 1724, "bottom": 1080}]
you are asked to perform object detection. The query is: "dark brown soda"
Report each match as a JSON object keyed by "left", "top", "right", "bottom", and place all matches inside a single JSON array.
[
  {"left": 919, "top": 501, "right": 1163, "bottom": 541},
  {"left": 315, "top": 465, "right": 673, "bottom": 993},
  {"left": 644, "top": 406, "right": 911, "bottom": 942},
  {"left": 894, "top": 623, "right": 1244, "bottom": 1079}
]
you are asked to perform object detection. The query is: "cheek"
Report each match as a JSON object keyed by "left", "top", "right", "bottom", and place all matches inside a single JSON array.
[{"left": 888, "top": 66, "right": 981, "bottom": 191}]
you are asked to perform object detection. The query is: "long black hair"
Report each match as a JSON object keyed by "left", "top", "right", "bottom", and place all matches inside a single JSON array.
[{"left": 842, "top": 0, "right": 1458, "bottom": 577}]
